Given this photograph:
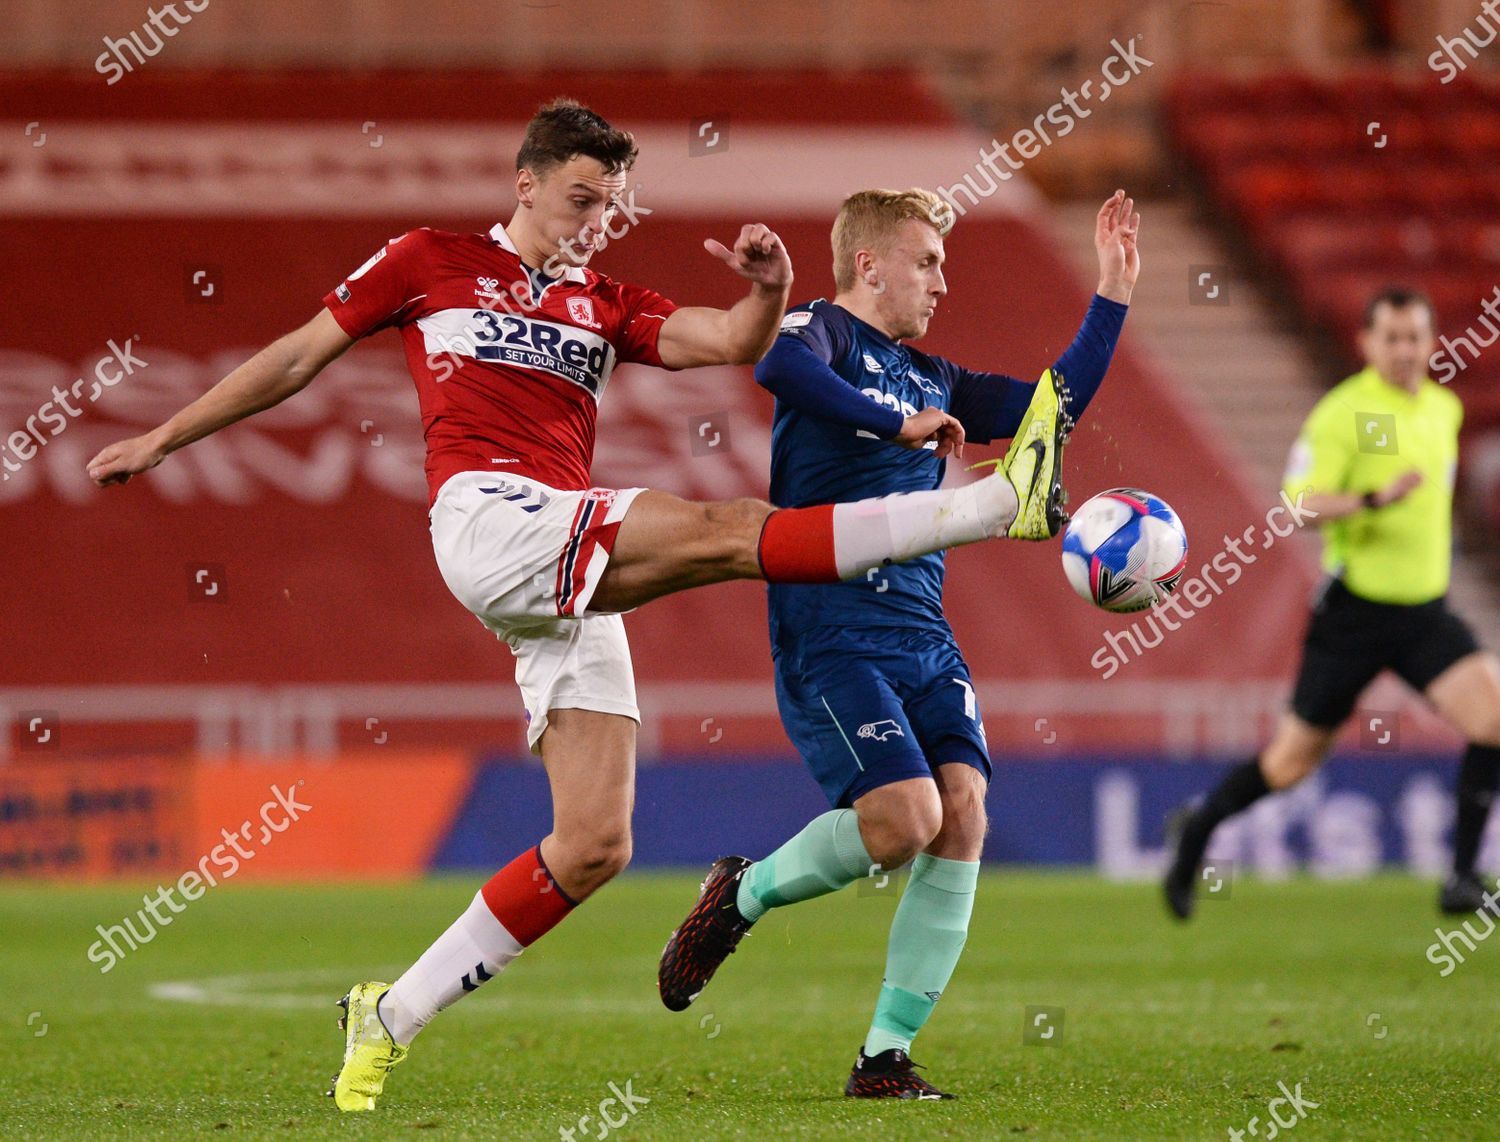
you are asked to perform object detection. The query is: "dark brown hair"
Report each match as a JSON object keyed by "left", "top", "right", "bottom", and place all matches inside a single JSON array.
[
  {"left": 1363, "top": 285, "right": 1435, "bottom": 329},
  {"left": 516, "top": 98, "right": 637, "bottom": 178}
]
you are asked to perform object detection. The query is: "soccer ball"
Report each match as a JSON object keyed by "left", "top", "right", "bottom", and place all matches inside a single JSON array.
[{"left": 1061, "top": 488, "right": 1188, "bottom": 613}]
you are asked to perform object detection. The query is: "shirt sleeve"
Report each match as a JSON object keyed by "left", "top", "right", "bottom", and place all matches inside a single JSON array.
[
  {"left": 322, "top": 229, "right": 431, "bottom": 339},
  {"left": 1283, "top": 397, "right": 1353, "bottom": 499},
  {"left": 754, "top": 308, "right": 905, "bottom": 438},
  {"left": 614, "top": 284, "right": 681, "bottom": 368},
  {"left": 1050, "top": 293, "right": 1128, "bottom": 413}
]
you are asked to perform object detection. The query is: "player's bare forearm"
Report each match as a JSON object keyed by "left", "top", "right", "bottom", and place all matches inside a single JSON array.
[
  {"left": 87, "top": 309, "right": 353, "bottom": 486},
  {"left": 724, "top": 279, "right": 792, "bottom": 364},
  {"left": 657, "top": 281, "right": 790, "bottom": 369},
  {"left": 657, "top": 223, "right": 792, "bottom": 369}
]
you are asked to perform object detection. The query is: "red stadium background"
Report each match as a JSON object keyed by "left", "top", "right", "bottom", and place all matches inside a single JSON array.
[{"left": 3, "top": 50, "right": 1493, "bottom": 877}]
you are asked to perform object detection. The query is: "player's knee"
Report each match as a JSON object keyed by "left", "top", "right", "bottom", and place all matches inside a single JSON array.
[
  {"left": 868, "top": 835, "right": 926, "bottom": 871},
  {"left": 563, "top": 829, "right": 633, "bottom": 887},
  {"left": 861, "top": 801, "right": 942, "bottom": 869},
  {"left": 1261, "top": 744, "right": 1322, "bottom": 791}
]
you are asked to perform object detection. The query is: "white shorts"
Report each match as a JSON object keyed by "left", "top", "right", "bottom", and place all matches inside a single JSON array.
[{"left": 429, "top": 471, "right": 647, "bottom": 752}]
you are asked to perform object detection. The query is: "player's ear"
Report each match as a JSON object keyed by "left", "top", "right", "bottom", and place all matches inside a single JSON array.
[{"left": 515, "top": 168, "right": 536, "bottom": 210}]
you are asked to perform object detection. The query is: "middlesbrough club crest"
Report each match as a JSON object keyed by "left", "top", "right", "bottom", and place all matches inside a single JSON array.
[{"left": 567, "top": 296, "right": 601, "bottom": 329}]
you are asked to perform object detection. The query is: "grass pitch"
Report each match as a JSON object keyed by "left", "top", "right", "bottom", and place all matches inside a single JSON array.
[{"left": 4, "top": 871, "right": 1497, "bottom": 1139}]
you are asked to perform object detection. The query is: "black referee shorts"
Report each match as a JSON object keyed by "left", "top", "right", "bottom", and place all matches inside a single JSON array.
[{"left": 1291, "top": 577, "right": 1482, "bottom": 729}]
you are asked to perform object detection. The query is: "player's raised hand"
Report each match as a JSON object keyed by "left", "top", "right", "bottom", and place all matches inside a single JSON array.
[
  {"left": 704, "top": 224, "right": 793, "bottom": 290},
  {"left": 1095, "top": 189, "right": 1140, "bottom": 303},
  {"left": 896, "top": 407, "right": 965, "bottom": 460},
  {"left": 86, "top": 433, "right": 166, "bottom": 486}
]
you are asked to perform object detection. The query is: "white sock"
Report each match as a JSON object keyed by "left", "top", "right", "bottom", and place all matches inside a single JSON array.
[
  {"left": 831, "top": 478, "right": 1018, "bottom": 578},
  {"left": 378, "top": 891, "right": 524, "bottom": 1046}
]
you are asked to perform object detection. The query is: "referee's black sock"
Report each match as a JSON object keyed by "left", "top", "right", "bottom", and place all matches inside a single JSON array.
[
  {"left": 1452, "top": 744, "right": 1500, "bottom": 877},
  {"left": 1173, "top": 758, "right": 1272, "bottom": 872}
]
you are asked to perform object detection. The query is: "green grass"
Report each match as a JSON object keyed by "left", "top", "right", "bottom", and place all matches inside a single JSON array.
[{"left": 3, "top": 872, "right": 1498, "bottom": 1139}]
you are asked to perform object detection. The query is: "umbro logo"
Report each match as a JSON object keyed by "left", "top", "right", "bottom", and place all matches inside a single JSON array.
[{"left": 863, "top": 353, "right": 884, "bottom": 373}]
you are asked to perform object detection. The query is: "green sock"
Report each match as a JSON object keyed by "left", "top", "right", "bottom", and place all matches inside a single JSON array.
[
  {"left": 863, "top": 853, "right": 978, "bottom": 1056},
  {"left": 735, "top": 809, "right": 873, "bottom": 923}
]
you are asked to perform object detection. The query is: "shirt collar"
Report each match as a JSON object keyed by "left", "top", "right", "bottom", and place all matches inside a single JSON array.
[
  {"left": 1355, "top": 365, "right": 1426, "bottom": 399},
  {"left": 488, "top": 223, "right": 587, "bottom": 284}
]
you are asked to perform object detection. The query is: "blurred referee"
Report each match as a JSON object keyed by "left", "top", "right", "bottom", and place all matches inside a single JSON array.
[{"left": 1165, "top": 287, "right": 1500, "bottom": 919}]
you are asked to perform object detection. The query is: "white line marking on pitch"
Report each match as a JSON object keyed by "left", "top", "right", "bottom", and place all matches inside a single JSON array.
[{"left": 147, "top": 969, "right": 662, "bottom": 1014}]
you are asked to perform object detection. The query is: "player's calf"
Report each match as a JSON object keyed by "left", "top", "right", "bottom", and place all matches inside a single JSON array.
[
  {"left": 658, "top": 807, "right": 877, "bottom": 1011},
  {"left": 927, "top": 762, "right": 989, "bottom": 862},
  {"left": 536, "top": 708, "right": 637, "bottom": 900},
  {"left": 590, "top": 493, "right": 774, "bottom": 612},
  {"left": 1259, "top": 721, "right": 1333, "bottom": 790}
]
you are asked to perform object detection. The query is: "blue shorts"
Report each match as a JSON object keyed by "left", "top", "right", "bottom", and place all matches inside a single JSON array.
[{"left": 773, "top": 626, "right": 992, "bottom": 808}]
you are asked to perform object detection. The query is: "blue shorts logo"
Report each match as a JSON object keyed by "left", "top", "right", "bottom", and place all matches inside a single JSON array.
[{"left": 856, "top": 719, "right": 904, "bottom": 742}]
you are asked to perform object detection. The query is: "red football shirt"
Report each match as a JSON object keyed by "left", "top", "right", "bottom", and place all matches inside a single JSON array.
[{"left": 323, "top": 224, "right": 679, "bottom": 505}]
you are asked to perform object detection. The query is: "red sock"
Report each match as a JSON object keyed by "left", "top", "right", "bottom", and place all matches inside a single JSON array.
[
  {"left": 757, "top": 506, "right": 840, "bottom": 583},
  {"left": 479, "top": 845, "right": 578, "bottom": 947}
]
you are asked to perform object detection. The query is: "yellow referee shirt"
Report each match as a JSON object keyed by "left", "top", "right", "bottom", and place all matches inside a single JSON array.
[{"left": 1282, "top": 366, "right": 1463, "bottom": 605}]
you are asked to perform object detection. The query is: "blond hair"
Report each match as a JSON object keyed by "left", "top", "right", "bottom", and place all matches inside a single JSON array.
[{"left": 831, "top": 188, "right": 954, "bottom": 291}]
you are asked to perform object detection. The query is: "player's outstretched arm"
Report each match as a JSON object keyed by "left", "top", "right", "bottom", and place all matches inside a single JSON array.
[
  {"left": 655, "top": 224, "right": 793, "bottom": 369},
  {"left": 86, "top": 309, "right": 354, "bottom": 487},
  {"left": 948, "top": 189, "right": 1139, "bottom": 443}
]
